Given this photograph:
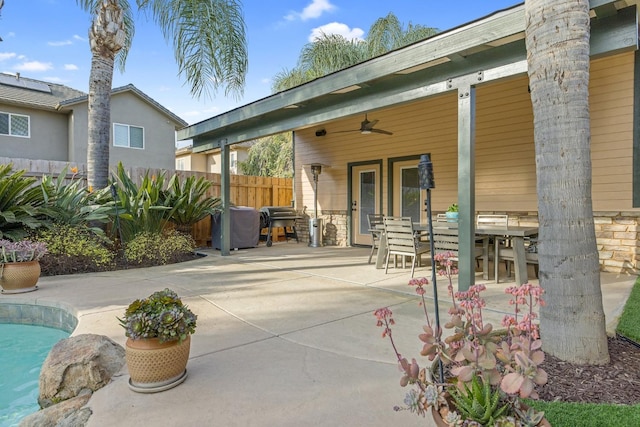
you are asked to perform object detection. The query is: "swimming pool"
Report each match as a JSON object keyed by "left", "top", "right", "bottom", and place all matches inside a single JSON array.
[{"left": 0, "top": 303, "right": 77, "bottom": 427}]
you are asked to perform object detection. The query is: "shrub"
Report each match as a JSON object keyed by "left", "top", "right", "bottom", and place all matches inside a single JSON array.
[
  {"left": 35, "top": 223, "right": 116, "bottom": 275},
  {"left": 124, "top": 229, "right": 195, "bottom": 265},
  {"left": 39, "top": 165, "right": 113, "bottom": 234},
  {"left": 0, "top": 163, "right": 48, "bottom": 240}
]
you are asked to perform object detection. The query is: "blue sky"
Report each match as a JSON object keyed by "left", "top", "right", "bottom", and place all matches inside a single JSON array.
[{"left": 0, "top": 0, "right": 520, "bottom": 127}]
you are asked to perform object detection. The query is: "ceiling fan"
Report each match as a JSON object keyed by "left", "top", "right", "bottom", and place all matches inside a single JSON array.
[{"left": 335, "top": 114, "right": 393, "bottom": 135}]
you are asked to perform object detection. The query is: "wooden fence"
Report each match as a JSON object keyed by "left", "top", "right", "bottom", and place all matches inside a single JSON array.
[{"left": 1, "top": 157, "right": 293, "bottom": 246}]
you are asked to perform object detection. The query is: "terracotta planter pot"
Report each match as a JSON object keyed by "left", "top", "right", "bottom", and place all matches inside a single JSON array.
[
  {"left": 125, "top": 335, "right": 191, "bottom": 393},
  {"left": 0, "top": 260, "right": 41, "bottom": 294}
]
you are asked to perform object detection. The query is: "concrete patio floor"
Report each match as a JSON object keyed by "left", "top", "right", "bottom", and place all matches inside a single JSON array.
[{"left": 3, "top": 242, "right": 636, "bottom": 427}]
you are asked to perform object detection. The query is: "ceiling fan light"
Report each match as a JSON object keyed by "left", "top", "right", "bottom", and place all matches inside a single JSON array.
[{"left": 361, "top": 130, "right": 371, "bottom": 134}]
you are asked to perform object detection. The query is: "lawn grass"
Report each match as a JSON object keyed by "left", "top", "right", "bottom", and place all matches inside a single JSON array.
[
  {"left": 616, "top": 276, "right": 640, "bottom": 342},
  {"left": 526, "top": 401, "right": 640, "bottom": 427},
  {"left": 528, "top": 276, "right": 640, "bottom": 426}
]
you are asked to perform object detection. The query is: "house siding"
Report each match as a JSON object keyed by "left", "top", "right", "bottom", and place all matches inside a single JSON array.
[{"left": 294, "top": 51, "right": 639, "bottom": 273}]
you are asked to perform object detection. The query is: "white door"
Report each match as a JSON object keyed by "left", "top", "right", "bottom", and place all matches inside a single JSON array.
[{"left": 351, "top": 164, "right": 380, "bottom": 246}]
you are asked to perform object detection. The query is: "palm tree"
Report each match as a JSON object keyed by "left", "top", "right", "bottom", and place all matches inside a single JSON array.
[
  {"left": 525, "top": 0, "right": 609, "bottom": 364},
  {"left": 76, "top": 0, "right": 248, "bottom": 190},
  {"left": 272, "top": 12, "right": 437, "bottom": 92}
]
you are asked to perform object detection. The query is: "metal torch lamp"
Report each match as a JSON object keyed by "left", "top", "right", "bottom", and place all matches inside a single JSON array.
[
  {"left": 417, "top": 154, "right": 443, "bottom": 383},
  {"left": 309, "top": 163, "right": 324, "bottom": 247}
]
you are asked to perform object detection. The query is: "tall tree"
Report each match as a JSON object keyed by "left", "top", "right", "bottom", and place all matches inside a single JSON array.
[
  {"left": 272, "top": 12, "right": 437, "bottom": 92},
  {"left": 77, "top": 0, "right": 248, "bottom": 190},
  {"left": 239, "top": 133, "right": 293, "bottom": 178},
  {"left": 525, "top": 0, "right": 609, "bottom": 363}
]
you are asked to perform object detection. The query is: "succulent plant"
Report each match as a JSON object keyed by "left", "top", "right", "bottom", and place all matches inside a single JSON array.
[
  {"left": 119, "top": 288, "right": 197, "bottom": 343},
  {"left": 449, "top": 375, "right": 509, "bottom": 425}
]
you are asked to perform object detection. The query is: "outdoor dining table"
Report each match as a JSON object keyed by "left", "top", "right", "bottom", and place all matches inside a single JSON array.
[{"left": 374, "top": 222, "right": 539, "bottom": 285}]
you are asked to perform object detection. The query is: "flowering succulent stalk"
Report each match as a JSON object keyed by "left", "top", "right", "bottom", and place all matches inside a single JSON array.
[{"left": 375, "top": 251, "right": 547, "bottom": 424}]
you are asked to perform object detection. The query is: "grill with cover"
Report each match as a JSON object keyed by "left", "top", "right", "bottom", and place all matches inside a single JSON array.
[{"left": 259, "top": 206, "right": 301, "bottom": 247}]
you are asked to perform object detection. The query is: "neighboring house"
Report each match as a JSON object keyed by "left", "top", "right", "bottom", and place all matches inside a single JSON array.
[
  {"left": 0, "top": 73, "right": 187, "bottom": 170},
  {"left": 178, "top": 1, "right": 640, "bottom": 275},
  {"left": 175, "top": 141, "right": 253, "bottom": 174}
]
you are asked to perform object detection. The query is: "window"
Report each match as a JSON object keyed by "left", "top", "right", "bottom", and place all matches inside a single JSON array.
[
  {"left": 113, "top": 123, "right": 144, "bottom": 149},
  {"left": 230, "top": 151, "right": 237, "bottom": 173},
  {"left": 0, "top": 112, "right": 30, "bottom": 137}
]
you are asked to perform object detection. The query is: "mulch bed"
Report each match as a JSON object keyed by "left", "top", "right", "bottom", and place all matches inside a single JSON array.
[
  {"left": 40, "top": 252, "right": 202, "bottom": 277},
  {"left": 537, "top": 336, "right": 640, "bottom": 405}
]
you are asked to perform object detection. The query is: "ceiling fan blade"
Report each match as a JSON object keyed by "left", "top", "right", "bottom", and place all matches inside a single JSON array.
[
  {"left": 333, "top": 129, "right": 359, "bottom": 133},
  {"left": 361, "top": 119, "right": 378, "bottom": 130},
  {"left": 370, "top": 128, "right": 393, "bottom": 135}
]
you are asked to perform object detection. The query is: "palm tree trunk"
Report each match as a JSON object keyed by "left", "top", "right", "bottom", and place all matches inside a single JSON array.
[
  {"left": 526, "top": 0, "right": 609, "bottom": 364},
  {"left": 86, "top": 0, "right": 125, "bottom": 191},
  {"left": 87, "top": 54, "right": 114, "bottom": 191}
]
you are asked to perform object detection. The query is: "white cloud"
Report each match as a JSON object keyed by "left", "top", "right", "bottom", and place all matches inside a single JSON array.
[
  {"left": 285, "top": 0, "right": 335, "bottom": 21},
  {"left": 158, "top": 85, "right": 171, "bottom": 92},
  {"left": 203, "top": 106, "right": 221, "bottom": 114},
  {"left": 14, "top": 61, "right": 53, "bottom": 72},
  {"left": 48, "top": 40, "right": 73, "bottom": 47},
  {"left": 73, "top": 34, "right": 86, "bottom": 41},
  {"left": 64, "top": 64, "right": 78, "bottom": 71},
  {"left": 43, "top": 76, "right": 66, "bottom": 83},
  {"left": 261, "top": 77, "right": 271, "bottom": 84},
  {"left": 0, "top": 52, "right": 16, "bottom": 61},
  {"left": 308, "top": 22, "right": 364, "bottom": 42},
  {"left": 6, "top": 32, "right": 15, "bottom": 38},
  {"left": 181, "top": 110, "right": 203, "bottom": 117}
]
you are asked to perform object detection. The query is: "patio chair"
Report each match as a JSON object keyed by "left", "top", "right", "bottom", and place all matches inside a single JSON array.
[
  {"left": 476, "top": 214, "right": 509, "bottom": 282},
  {"left": 367, "top": 213, "right": 385, "bottom": 264},
  {"left": 383, "top": 216, "right": 430, "bottom": 278},
  {"left": 431, "top": 227, "right": 485, "bottom": 270},
  {"left": 501, "top": 237, "right": 539, "bottom": 279}
]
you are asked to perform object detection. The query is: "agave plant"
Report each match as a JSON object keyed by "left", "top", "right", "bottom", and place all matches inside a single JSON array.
[
  {"left": 165, "top": 173, "right": 221, "bottom": 228},
  {"left": 39, "top": 165, "right": 114, "bottom": 235},
  {"left": 108, "top": 162, "right": 173, "bottom": 242}
]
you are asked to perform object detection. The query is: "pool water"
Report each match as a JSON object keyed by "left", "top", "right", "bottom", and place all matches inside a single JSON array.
[{"left": 0, "top": 324, "right": 69, "bottom": 427}]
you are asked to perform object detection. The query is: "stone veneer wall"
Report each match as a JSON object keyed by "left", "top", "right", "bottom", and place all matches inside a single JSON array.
[
  {"left": 0, "top": 303, "right": 78, "bottom": 333},
  {"left": 295, "top": 210, "right": 348, "bottom": 247},
  {"left": 295, "top": 210, "right": 640, "bottom": 276}
]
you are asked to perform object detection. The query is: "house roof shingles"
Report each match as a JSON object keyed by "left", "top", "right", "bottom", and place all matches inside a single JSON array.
[
  {"left": 0, "top": 74, "right": 187, "bottom": 129},
  {"left": 0, "top": 74, "right": 86, "bottom": 111}
]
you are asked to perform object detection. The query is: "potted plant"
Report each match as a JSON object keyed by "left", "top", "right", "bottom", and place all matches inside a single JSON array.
[
  {"left": 375, "top": 252, "right": 549, "bottom": 426},
  {"left": 0, "top": 239, "right": 48, "bottom": 294},
  {"left": 119, "top": 288, "right": 197, "bottom": 392},
  {"left": 445, "top": 203, "right": 459, "bottom": 222}
]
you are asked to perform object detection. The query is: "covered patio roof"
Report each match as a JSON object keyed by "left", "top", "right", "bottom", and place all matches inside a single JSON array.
[{"left": 177, "top": 1, "right": 638, "bottom": 150}]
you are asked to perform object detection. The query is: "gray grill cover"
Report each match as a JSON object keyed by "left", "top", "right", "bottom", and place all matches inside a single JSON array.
[{"left": 211, "top": 207, "right": 260, "bottom": 250}]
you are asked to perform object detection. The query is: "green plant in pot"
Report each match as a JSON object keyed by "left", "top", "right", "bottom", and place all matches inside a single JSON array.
[
  {"left": 374, "top": 252, "right": 549, "bottom": 426},
  {"left": 119, "top": 288, "right": 197, "bottom": 392},
  {"left": 445, "top": 203, "right": 459, "bottom": 222},
  {"left": 0, "top": 239, "right": 48, "bottom": 294}
]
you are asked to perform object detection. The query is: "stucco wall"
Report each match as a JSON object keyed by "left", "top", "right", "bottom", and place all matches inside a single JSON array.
[
  {"left": 0, "top": 104, "right": 68, "bottom": 160},
  {"left": 69, "top": 92, "right": 177, "bottom": 170}
]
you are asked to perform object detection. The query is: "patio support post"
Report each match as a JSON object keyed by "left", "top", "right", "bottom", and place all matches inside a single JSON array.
[
  {"left": 220, "top": 140, "right": 231, "bottom": 256},
  {"left": 457, "top": 85, "right": 476, "bottom": 291}
]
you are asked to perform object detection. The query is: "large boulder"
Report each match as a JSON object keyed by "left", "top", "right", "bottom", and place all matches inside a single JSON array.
[
  {"left": 38, "top": 334, "right": 125, "bottom": 408},
  {"left": 19, "top": 390, "right": 92, "bottom": 427}
]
